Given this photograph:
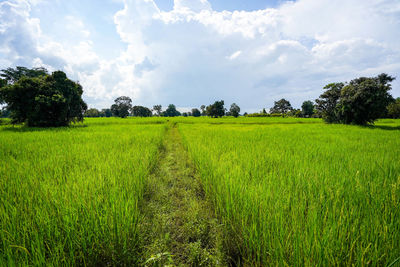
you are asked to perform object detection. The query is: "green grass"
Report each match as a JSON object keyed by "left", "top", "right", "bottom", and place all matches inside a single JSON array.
[
  {"left": 0, "top": 118, "right": 166, "bottom": 265},
  {"left": 179, "top": 120, "right": 400, "bottom": 265},
  {"left": 1, "top": 116, "right": 399, "bottom": 266}
]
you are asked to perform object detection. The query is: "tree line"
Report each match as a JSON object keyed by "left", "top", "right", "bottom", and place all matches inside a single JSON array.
[
  {"left": 0, "top": 66, "right": 399, "bottom": 127},
  {"left": 86, "top": 98, "right": 241, "bottom": 118}
]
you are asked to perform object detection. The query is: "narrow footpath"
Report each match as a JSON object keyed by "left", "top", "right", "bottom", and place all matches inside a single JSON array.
[{"left": 139, "top": 123, "right": 226, "bottom": 266}]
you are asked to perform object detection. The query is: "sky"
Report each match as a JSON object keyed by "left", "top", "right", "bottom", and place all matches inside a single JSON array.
[{"left": 0, "top": 0, "right": 399, "bottom": 113}]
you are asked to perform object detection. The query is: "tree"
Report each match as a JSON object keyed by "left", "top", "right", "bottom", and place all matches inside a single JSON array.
[
  {"left": 163, "top": 104, "right": 181, "bottom": 117},
  {"left": 132, "top": 105, "right": 152, "bottom": 117},
  {"left": 153, "top": 105, "right": 162, "bottom": 116},
  {"left": 315, "top": 83, "right": 344, "bottom": 123},
  {"left": 262, "top": 108, "right": 267, "bottom": 114},
  {"left": 100, "top": 108, "right": 112, "bottom": 117},
  {"left": 191, "top": 108, "right": 201, "bottom": 117},
  {"left": 84, "top": 108, "right": 100, "bottom": 117},
  {"left": 200, "top": 105, "right": 206, "bottom": 116},
  {"left": 206, "top": 100, "right": 225, "bottom": 118},
  {"left": 337, "top": 74, "right": 395, "bottom": 125},
  {"left": 111, "top": 96, "right": 132, "bottom": 118},
  {"left": 270, "top": 99, "right": 293, "bottom": 114},
  {"left": 0, "top": 69, "right": 87, "bottom": 126},
  {"left": 230, "top": 103, "right": 240, "bottom": 117},
  {"left": 387, "top": 98, "right": 400, "bottom": 118},
  {"left": 301, "top": 100, "right": 314, "bottom": 117},
  {"left": 0, "top": 66, "right": 48, "bottom": 84}
]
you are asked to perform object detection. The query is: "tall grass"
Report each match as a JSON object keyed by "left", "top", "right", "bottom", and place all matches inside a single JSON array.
[
  {"left": 179, "top": 121, "right": 400, "bottom": 265},
  {"left": 0, "top": 118, "right": 166, "bottom": 265}
]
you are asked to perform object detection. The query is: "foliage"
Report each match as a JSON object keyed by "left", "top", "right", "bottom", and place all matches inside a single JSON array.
[
  {"left": 270, "top": 98, "right": 293, "bottom": 114},
  {"left": 301, "top": 100, "right": 314, "bottom": 117},
  {"left": 206, "top": 100, "right": 225, "bottom": 118},
  {"left": 287, "top": 108, "right": 302, "bottom": 117},
  {"left": 229, "top": 103, "right": 240, "bottom": 117},
  {"left": 153, "top": 105, "right": 162, "bottom": 116},
  {"left": 0, "top": 69, "right": 87, "bottom": 127},
  {"left": 111, "top": 96, "right": 132, "bottom": 118},
  {"left": 200, "top": 105, "right": 206, "bottom": 116},
  {"left": 191, "top": 108, "right": 201, "bottom": 117},
  {"left": 245, "top": 113, "right": 282, "bottom": 117},
  {"left": 132, "top": 105, "right": 152, "bottom": 117},
  {"left": 84, "top": 108, "right": 100, "bottom": 117},
  {"left": 0, "top": 66, "right": 48, "bottom": 84},
  {"left": 316, "top": 74, "right": 395, "bottom": 125},
  {"left": 100, "top": 108, "right": 112, "bottom": 117},
  {"left": 315, "top": 83, "right": 343, "bottom": 123},
  {"left": 387, "top": 98, "right": 400, "bottom": 118},
  {"left": 163, "top": 104, "right": 181, "bottom": 117},
  {"left": 337, "top": 74, "right": 395, "bottom": 125}
]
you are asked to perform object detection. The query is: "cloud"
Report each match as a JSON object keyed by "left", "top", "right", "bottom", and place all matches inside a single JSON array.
[{"left": 0, "top": 0, "right": 399, "bottom": 110}]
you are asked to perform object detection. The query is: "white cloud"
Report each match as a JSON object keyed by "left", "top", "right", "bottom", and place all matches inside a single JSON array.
[{"left": 0, "top": 0, "right": 399, "bottom": 110}]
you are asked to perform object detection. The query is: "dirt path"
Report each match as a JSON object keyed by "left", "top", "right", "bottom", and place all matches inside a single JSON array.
[{"left": 139, "top": 123, "right": 226, "bottom": 266}]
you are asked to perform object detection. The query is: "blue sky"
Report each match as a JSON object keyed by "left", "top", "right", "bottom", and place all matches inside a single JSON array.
[{"left": 1, "top": 0, "right": 399, "bottom": 112}]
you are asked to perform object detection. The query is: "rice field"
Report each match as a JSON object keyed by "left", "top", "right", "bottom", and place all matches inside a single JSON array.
[
  {"left": 1, "top": 117, "right": 399, "bottom": 265},
  {"left": 0, "top": 118, "right": 166, "bottom": 265},
  {"left": 179, "top": 119, "right": 400, "bottom": 265}
]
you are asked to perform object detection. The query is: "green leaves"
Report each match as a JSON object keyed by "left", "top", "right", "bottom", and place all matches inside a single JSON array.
[
  {"left": 316, "top": 74, "right": 395, "bottom": 125},
  {"left": 0, "top": 67, "right": 87, "bottom": 127}
]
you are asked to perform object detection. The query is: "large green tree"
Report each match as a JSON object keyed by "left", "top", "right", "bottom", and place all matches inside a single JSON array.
[
  {"left": 387, "top": 98, "right": 400, "bottom": 119},
  {"left": 0, "top": 66, "right": 48, "bottom": 84},
  {"left": 316, "top": 74, "right": 395, "bottom": 125},
  {"left": 206, "top": 100, "right": 225, "bottom": 117},
  {"left": 84, "top": 108, "right": 100, "bottom": 117},
  {"left": 229, "top": 103, "right": 240, "bottom": 117},
  {"left": 0, "top": 69, "right": 87, "bottom": 126},
  {"left": 163, "top": 104, "right": 181, "bottom": 117},
  {"left": 153, "top": 105, "right": 162, "bottom": 116},
  {"left": 191, "top": 108, "right": 201, "bottom": 117},
  {"left": 315, "top": 83, "right": 344, "bottom": 123},
  {"left": 337, "top": 74, "right": 395, "bottom": 125},
  {"left": 301, "top": 100, "right": 314, "bottom": 117},
  {"left": 132, "top": 105, "right": 152, "bottom": 117},
  {"left": 111, "top": 96, "right": 132, "bottom": 118},
  {"left": 270, "top": 98, "right": 293, "bottom": 114}
]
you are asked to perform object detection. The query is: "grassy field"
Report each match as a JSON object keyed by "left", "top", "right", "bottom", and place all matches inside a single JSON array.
[
  {"left": 0, "top": 118, "right": 166, "bottom": 265},
  {"left": 1, "top": 117, "right": 399, "bottom": 265},
  {"left": 179, "top": 119, "right": 400, "bottom": 265}
]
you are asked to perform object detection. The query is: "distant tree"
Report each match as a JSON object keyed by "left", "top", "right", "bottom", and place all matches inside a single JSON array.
[
  {"left": 163, "top": 104, "right": 181, "bottom": 117},
  {"left": 0, "top": 69, "right": 87, "bottom": 126},
  {"left": 200, "top": 105, "right": 206, "bottom": 116},
  {"left": 153, "top": 105, "right": 162, "bottom": 116},
  {"left": 100, "top": 108, "right": 112, "bottom": 117},
  {"left": 230, "top": 103, "right": 240, "bottom": 117},
  {"left": 132, "top": 105, "right": 152, "bottom": 117},
  {"left": 288, "top": 109, "right": 302, "bottom": 117},
  {"left": 262, "top": 108, "right": 267, "bottom": 114},
  {"left": 182, "top": 112, "right": 188, "bottom": 117},
  {"left": 0, "top": 66, "right": 48, "bottom": 84},
  {"left": 192, "top": 108, "right": 201, "bottom": 117},
  {"left": 84, "top": 108, "right": 100, "bottom": 117},
  {"left": 111, "top": 96, "right": 132, "bottom": 118},
  {"left": 315, "top": 83, "right": 344, "bottom": 123},
  {"left": 387, "top": 98, "right": 400, "bottom": 118},
  {"left": 243, "top": 112, "right": 248, "bottom": 116},
  {"left": 301, "top": 100, "right": 314, "bottom": 117},
  {"left": 206, "top": 100, "right": 225, "bottom": 118},
  {"left": 270, "top": 98, "right": 293, "bottom": 114}
]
